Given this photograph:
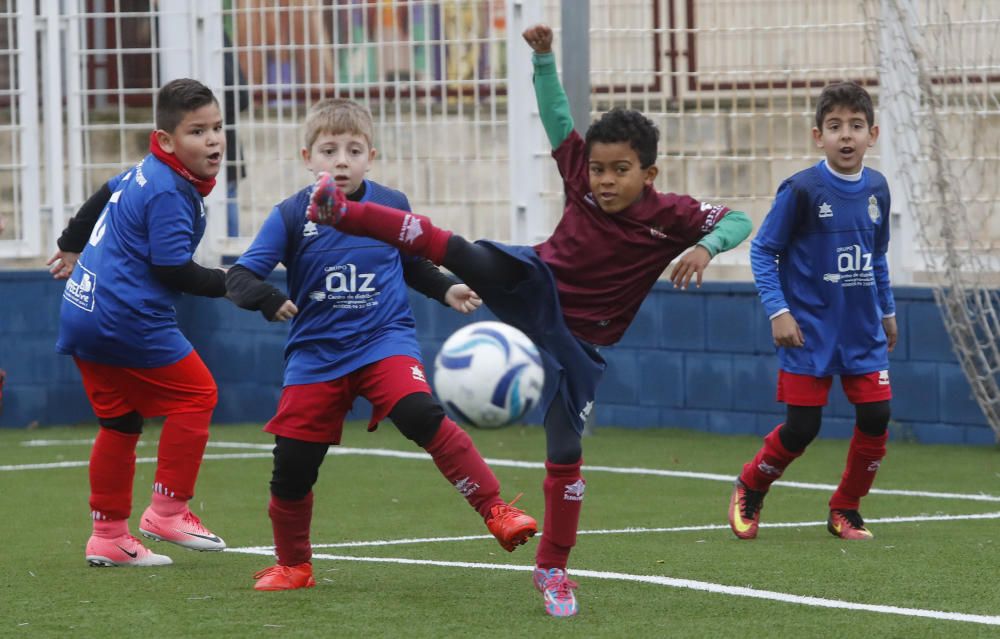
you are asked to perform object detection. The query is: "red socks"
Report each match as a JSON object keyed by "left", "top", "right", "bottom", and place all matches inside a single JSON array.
[
  {"left": 739, "top": 425, "right": 803, "bottom": 492},
  {"left": 88, "top": 427, "right": 140, "bottom": 521},
  {"left": 339, "top": 201, "right": 452, "bottom": 264},
  {"left": 535, "top": 460, "right": 584, "bottom": 571},
  {"left": 270, "top": 492, "right": 314, "bottom": 566},
  {"left": 153, "top": 409, "right": 212, "bottom": 501},
  {"left": 423, "top": 418, "right": 501, "bottom": 518},
  {"left": 830, "top": 427, "right": 888, "bottom": 511}
]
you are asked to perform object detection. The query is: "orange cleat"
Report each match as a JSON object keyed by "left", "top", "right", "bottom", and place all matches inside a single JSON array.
[
  {"left": 485, "top": 494, "right": 537, "bottom": 552},
  {"left": 253, "top": 563, "right": 317, "bottom": 591}
]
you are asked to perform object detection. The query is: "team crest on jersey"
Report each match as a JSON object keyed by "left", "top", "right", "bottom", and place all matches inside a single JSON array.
[
  {"left": 818, "top": 202, "right": 833, "bottom": 218},
  {"left": 303, "top": 220, "right": 319, "bottom": 237},
  {"left": 64, "top": 264, "right": 97, "bottom": 312},
  {"left": 868, "top": 195, "right": 880, "bottom": 223}
]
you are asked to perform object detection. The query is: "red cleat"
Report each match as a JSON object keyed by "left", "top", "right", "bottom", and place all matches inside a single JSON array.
[
  {"left": 253, "top": 563, "right": 316, "bottom": 591},
  {"left": 486, "top": 494, "right": 537, "bottom": 552}
]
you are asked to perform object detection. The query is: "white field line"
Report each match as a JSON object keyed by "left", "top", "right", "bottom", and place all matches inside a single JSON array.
[
  {"left": 12, "top": 439, "right": 1000, "bottom": 504},
  {"left": 10, "top": 437, "right": 1000, "bottom": 626},
  {"left": 225, "top": 510, "right": 1000, "bottom": 553},
  {"left": 225, "top": 546, "right": 1000, "bottom": 628}
]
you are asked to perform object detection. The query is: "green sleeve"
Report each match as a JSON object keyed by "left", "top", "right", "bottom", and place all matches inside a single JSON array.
[
  {"left": 532, "top": 52, "right": 575, "bottom": 148},
  {"left": 697, "top": 210, "right": 753, "bottom": 257}
]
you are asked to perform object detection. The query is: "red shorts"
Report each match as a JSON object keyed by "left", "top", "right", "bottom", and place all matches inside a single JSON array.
[
  {"left": 75, "top": 350, "right": 218, "bottom": 419},
  {"left": 265, "top": 355, "right": 431, "bottom": 444},
  {"left": 777, "top": 369, "right": 892, "bottom": 406}
]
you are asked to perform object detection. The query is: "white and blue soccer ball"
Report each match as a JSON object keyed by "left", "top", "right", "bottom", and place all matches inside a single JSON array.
[{"left": 433, "top": 321, "right": 545, "bottom": 429}]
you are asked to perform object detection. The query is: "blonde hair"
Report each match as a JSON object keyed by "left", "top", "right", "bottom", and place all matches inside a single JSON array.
[{"left": 303, "top": 98, "right": 374, "bottom": 149}]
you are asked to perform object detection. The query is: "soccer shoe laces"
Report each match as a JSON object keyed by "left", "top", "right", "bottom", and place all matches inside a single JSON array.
[
  {"left": 491, "top": 493, "right": 527, "bottom": 520},
  {"left": 548, "top": 573, "right": 579, "bottom": 599},
  {"left": 739, "top": 486, "right": 765, "bottom": 520},
  {"left": 835, "top": 509, "right": 867, "bottom": 530},
  {"left": 181, "top": 509, "right": 210, "bottom": 533}
]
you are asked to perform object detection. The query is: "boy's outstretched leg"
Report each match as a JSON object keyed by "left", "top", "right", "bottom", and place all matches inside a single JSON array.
[
  {"left": 307, "top": 173, "right": 452, "bottom": 263},
  {"left": 389, "top": 393, "right": 537, "bottom": 552}
]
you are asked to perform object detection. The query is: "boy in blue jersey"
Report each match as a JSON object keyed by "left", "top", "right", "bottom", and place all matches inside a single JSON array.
[
  {"left": 306, "top": 26, "right": 753, "bottom": 616},
  {"left": 728, "top": 82, "right": 898, "bottom": 541},
  {"left": 225, "top": 99, "right": 537, "bottom": 591},
  {"left": 53, "top": 79, "right": 230, "bottom": 567}
]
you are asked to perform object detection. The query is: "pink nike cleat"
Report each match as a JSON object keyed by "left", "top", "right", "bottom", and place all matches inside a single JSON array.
[
  {"left": 85, "top": 533, "right": 173, "bottom": 567},
  {"left": 139, "top": 506, "right": 226, "bottom": 551},
  {"left": 306, "top": 172, "right": 348, "bottom": 225}
]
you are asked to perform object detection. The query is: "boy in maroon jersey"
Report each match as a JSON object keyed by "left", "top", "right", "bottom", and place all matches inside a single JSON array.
[{"left": 307, "top": 24, "right": 752, "bottom": 617}]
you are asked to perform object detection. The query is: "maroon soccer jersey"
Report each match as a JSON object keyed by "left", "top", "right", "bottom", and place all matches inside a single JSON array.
[{"left": 534, "top": 131, "right": 730, "bottom": 346}]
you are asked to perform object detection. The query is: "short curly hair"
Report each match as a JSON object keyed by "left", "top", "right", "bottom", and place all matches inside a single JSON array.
[{"left": 585, "top": 108, "right": 659, "bottom": 169}]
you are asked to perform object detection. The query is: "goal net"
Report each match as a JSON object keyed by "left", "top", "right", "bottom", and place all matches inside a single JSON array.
[{"left": 865, "top": 0, "right": 1000, "bottom": 440}]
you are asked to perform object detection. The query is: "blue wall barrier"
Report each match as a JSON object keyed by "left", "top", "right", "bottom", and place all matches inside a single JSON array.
[{"left": 0, "top": 270, "right": 994, "bottom": 445}]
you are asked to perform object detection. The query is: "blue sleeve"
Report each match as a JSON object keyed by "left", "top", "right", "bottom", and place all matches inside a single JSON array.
[
  {"left": 236, "top": 206, "right": 289, "bottom": 277},
  {"left": 873, "top": 186, "right": 895, "bottom": 315},
  {"left": 750, "top": 238, "right": 788, "bottom": 317},
  {"left": 107, "top": 174, "right": 124, "bottom": 192},
  {"left": 147, "top": 192, "right": 197, "bottom": 267},
  {"left": 872, "top": 252, "right": 895, "bottom": 316},
  {"left": 751, "top": 183, "right": 800, "bottom": 317},
  {"left": 753, "top": 182, "right": 799, "bottom": 253}
]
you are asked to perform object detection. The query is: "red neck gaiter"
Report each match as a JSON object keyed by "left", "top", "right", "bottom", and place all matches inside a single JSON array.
[{"left": 148, "top": 131, "right": 216, "bottom": 197}]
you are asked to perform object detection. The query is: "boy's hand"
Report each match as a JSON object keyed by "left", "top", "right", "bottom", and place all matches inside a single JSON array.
[
  {"left": 271, "top": 300, "right": 298, "bottom": 322},
  {"left": 882, "top": 315, "right": 898, "bottom": 352},
  {"left": 47, "top": 249, "right": 80, "bottom": 280},
  {"left": 444, "top": 284, "right": 482, "bottom": 314},
  {"left": 522, "top": 24, "right": 554, "bottom": 54},
  {"left": 669, "top": 245, "right": 712, "bottom": 290},
  {"left": 307, "top": 172, "right": 347, "bottom": 226},
  {"left": 772, "top": 312, "right": 805, "bottom": 348}
]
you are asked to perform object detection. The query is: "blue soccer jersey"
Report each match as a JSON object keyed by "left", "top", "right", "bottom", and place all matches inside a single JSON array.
[
  {"left": 751, "top": 161, "right": 895, "bottom": 376},
  {"left": 236, "top": 179, "right": 422, "bottom": 385},
  {"left": 57, "top": 155, "right": 208, "bottom": 367}
]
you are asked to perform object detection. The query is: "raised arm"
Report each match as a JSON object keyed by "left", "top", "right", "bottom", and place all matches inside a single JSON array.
[{"left": 523, "top": 24, "right": 575, "bottom": 148}]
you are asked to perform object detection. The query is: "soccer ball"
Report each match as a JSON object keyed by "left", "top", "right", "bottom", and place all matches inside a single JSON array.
[{"left": 433, "top": 321, "right": 545, "bottom": 429}]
